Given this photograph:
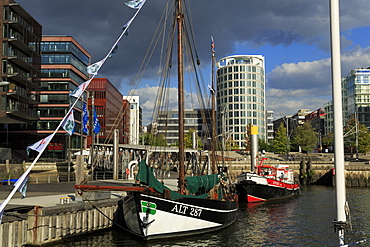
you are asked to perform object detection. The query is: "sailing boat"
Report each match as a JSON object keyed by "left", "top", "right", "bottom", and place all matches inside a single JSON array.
[
  {"left": 121, "top": 0, "right": 237, "bottom": 240},
  {"left": 77, "top": 0, "right": 238, "bottom": 241}
]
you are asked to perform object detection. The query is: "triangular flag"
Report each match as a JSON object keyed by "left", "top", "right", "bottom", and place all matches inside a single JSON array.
[
  {"left": 211, "top": 36, "right": 215, "bottom": 53},
  {"left": 108, "top": 45, "right": 119, "bottom": 58},
  {"left": 0, "top": 209, "right": 3, "bottom": 225},
  {"left": 62, "top": 110, "right": 75, "bottom": 135},
  {"left": 69, "top": 79, "right": 92, "bottom": 99},
  {"left": 14, "top": 174, "right": 29, "bottom": 198},
  {"left": 26, "top": 134, "right": 53, "bottom": 155},
  {"left": 87, "top": 59, "right": 105, "bottom": 75},
  {"left": 124, "top": 0, "right": 146, "bottom": 9}
]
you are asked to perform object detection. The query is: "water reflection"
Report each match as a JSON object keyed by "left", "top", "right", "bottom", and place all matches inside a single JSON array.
[{"left": 51, "top": 186, "right": 370, "bottom": 247}]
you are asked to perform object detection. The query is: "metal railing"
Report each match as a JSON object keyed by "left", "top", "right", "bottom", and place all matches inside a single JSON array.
[{"left": 0, "top": 170, "right": 126, "bottom": 185}]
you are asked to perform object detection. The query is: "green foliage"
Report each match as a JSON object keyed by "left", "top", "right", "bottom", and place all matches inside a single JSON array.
[
  {"left": 184, "top": 129, "right": 204, "bottom": 149},
  {"left": 140, "top": 132, "right": 167, "bottom": 146},
  {"left": 357, "top": 124, "right": 370, "bottom": 155},
  {"left": 273, "top": 123, "right": 288, "bottom": 154},
  {"left": 322, "top": 132, "right": 334, "bottom": 145},
  {"left": 291, "top": 122, "right": 318, "bottom": 153},
  {"left": 343, "top": 115, "right": 370, "bottom": 154},
  {"left": 258, "top": 138, "right": 274, "bottom": 152}
]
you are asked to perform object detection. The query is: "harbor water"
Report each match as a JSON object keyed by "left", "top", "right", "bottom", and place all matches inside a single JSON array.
[{"left": 49, "top": 186, "right": 370, "bottom": 247}]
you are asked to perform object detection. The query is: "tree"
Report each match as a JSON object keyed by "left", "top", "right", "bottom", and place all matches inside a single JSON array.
[
  {"left": 140, "top": 132, "right": 167, "bottom": 146},
  {"left": 273, "top": 123, "right": 288, "bottom": 154},
  {"left": 184, "top": 129, "right": 204, "bottom": 149},
  {"left": 259, "top": 138, "right": 273, "bottom": 152},
  {"left": 291, "top": 122, "right": 318, "bottom": 153},
  {"left": 357, "top": 124, "right": 370, "bottom": 155},
  {"left": 343, "top": 115, "right": 370, "bottom": 155}
]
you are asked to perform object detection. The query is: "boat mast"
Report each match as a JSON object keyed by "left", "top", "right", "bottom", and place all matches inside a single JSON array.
[
  {"left": 329, "top": 0, "right": 347, "bottom": 245},
  {"left": 211, "top": 36, "right": 217, "bottom": 174},
  {"left": 177, "top": 0, "right": 186, "bottom": 194}
]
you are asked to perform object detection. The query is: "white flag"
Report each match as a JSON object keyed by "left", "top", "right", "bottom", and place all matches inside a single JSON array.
[
  {"left": 69, "top": 79, "right": 91, "bottom": 99},
  {"left": 62, "top": 110, "right": 75, "bottom": 135},
  {"left": 124, "top": 0, "right": 146, "bottom": 9},
  {"left": 14, "top": 174, "right": 29, "bottom": 198},
  {"left": 26, "top": 134, "right": 53, "bottom": 155},
  {"left": 87, "top": 59, "right": 105, "bottom": 75}
]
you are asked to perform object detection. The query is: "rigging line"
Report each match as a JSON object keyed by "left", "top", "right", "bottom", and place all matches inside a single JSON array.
[
  {"left": 102, "top": 2, "right": 173, "bottom": 145},
  {"left": 150, "top": 12, "right": 176, "bottom": 126},
  {"left": 183, "top": 0, "right": 200, "bottom": 62},
  {"left": 77, "top": 191, "right": 137, "bottom": 235}
]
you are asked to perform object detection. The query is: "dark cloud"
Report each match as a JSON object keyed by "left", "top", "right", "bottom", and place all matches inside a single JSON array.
[{"left": 15, "top": 0, "right": 370, "bottom": 121}]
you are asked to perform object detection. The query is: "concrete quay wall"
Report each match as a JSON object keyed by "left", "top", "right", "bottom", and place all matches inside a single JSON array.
[
  {"left": 228, "top": 159, "right": 370, "bottom": 187},
  {"left": 0, "top": 198, "right": 123, "bottom": 246}
]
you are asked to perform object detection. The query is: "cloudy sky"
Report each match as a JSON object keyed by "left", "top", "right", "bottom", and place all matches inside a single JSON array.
[{"left": 16, "top": 0, "right": 370, "bottom": 124}]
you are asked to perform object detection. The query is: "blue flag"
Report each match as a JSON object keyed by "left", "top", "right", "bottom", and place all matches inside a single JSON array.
[
  {"left": 93, "top": 109, "right": 101, "bottom": 135},
  {"left": 82, "top": 103, "right": 89, "bottom": 134}
]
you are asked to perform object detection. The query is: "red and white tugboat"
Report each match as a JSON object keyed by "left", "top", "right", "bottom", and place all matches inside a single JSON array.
[{"left": 236, "top": 158, "right": 300, "bottom": 203}]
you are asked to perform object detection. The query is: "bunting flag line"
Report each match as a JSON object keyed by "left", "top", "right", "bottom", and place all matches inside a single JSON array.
[
  {"left": 87, "top": 59, "right": 105, "bottom": 75},
  {"left": 26, "top": 134, "right": 54, "bottom": 155},
  {"left": 124, "top": 0, "right": 146, "bottom": 9},
  {"left": 108, "top": 45, "right": 119, "bottom": 58},
  {"left": 208, "top": 84, "right": 215, "bottom": 94},
  {"left": 1, "top": 0, "right": 147, "bottom": 226},
  {"left": 62, "top": 110, "right": 75, "bottom": 135},
  {"left": 14, "top": 174, "right": 29, "bottom": 198},
  {"left": 0, "top": 210, "right": 3, "bottom": 225},
  {"left": 82, "top": 103, "right": 89, "bottom": 134},
  {"left": 69, "top": 79, "right": 92, "bottom": 99},
  {"left": 93, "top": 109, "right": 101, "bottom": 135}
]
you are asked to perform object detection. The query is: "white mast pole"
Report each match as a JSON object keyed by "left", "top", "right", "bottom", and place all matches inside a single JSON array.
[{"left": 329, "top": 0, "right": 347, "bottom": 245}]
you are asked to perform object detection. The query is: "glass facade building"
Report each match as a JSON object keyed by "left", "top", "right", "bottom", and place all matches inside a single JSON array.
[
  {"left": 33, "top": 35, "right": 90, "bottom": 159},
  {"left": 0, "top": 0, "right": 42, "bottom": 156},
  {"left": 216, "top": 55, "right": 265, "bottom": 148},
  {"left": 342, "top": 68, "right": 370, "bottom": 127}
]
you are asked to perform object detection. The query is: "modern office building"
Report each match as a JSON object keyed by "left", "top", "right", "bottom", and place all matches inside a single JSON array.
[
  {"left": 156, "top": 108, "right": 212, "bottom": 146},
  {"left": 342, "top": 67, "right": 370, "bottom": 127},
  {"left": 324, "top": 101, "right": 333, "bottom": 136},
  {"left": 86, "top": 78, "right": 126, "bottom": 146},
  {"left": 266, "top": 110, "right": 274, "bottom": 143},
  {"left": 34, "top": 35, "right": 90, "bottom": 159},
  {"left": 0, "top": 0, "right": 42, "bottom": 155},
  {"left": 122, "top": 96, "right": 142, "bottom": 145},
  {"left": 216, "top": 55, "right": 266, "bottom": 149}
]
